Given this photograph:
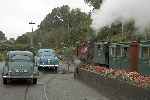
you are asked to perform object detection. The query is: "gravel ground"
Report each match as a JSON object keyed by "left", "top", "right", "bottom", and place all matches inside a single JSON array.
[{"left": 44, "top": 73, "right": 109, "bottom": 100}]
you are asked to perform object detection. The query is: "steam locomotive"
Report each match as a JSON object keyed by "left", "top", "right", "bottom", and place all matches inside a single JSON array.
[{"left": 77, "top": 40, "right": 150, "bottom": 75}]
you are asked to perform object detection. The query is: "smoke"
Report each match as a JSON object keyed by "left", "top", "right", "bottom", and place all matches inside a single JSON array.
[{"left": 91, "top": 0, "right": 150, "bottom": 31}]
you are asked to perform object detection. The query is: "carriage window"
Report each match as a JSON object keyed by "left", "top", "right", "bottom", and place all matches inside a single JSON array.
[
  {"left": 97, "top": 44, "right": 103, "bottom": 50},
  {"left": 110, "top": 47, "right": 116, "bottom": 57},
  {"left": 116, "top": 47, "right": 122, "bottom": 57},
  {"left": 96, "top": 44, "right": 102, "bottom": 56},
  {"left": 123, "top": 47, "right": 128, "bottom": 57},
  {"left": 97, "top": 44, "right": 101, "bottom": 49},
  {"left": 143, "top": 47, "right": 150, "bottom": 58}
]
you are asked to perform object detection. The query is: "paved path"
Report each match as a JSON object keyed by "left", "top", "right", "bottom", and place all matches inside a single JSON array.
[{"left": 0, "top": 62, "right": 109, "bottom": 100}]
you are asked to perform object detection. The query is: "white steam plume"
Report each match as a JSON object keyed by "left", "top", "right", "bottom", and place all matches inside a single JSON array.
[{"left": 91, "top": 0, "right": 150, "bottom": 31}]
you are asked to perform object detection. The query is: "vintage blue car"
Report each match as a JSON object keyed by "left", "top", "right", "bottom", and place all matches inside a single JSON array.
[
  {"left": 35, "top": 49, "right": 60, "bottom": 72},
  {"left": 2, "top": 51, "right": 39, "bottom": 84}
]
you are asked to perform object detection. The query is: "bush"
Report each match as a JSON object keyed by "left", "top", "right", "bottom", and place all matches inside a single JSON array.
[{"left": 0, "top": 53, "right": 4, "bottom": 61}]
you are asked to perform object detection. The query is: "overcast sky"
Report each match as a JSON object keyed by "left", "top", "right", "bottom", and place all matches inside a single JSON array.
[{"left": 0, "top": 0, "right": 91, "bottom": 39}]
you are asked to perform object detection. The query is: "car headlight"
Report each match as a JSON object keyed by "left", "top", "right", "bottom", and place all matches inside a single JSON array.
[
  {"left": 8, "top": 70, "right": 12, "bottom": 75},
  {"left": 59, "top": 61, "right": 63, "bottom": 66},
  {"left": 24, "top": 69, "right": 28, "bottom": 73},
  {"left": 54, "top": 57, "right": 58, "bottom": 60}
]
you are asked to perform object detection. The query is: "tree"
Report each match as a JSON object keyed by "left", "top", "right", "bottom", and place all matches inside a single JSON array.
[
  {"left": 0, "top": 31, "right": 6, "bottom": 41},
  {"left": 123, "top": 19, "right": 136, "bottom": 40},
  {"left": 33, "top": 5, "right": 93, "bottom": 48},
  {"left": 110, "top": 20, "right": 122, "bottom": 35},
  {"left": 84, "top": 0, "right": 103, "bottom": 9},
  {"left": 96, "top": 19, "right": 137, "bottom": 42},
  {"left": 143, "top": 24, "right": 150, "bottom": 40},
  {"left": 15, "top": 34, "right": 30, "bottom": 44},
  {"left": 97, "top": 25, "right": 111, "bottom": 41}
]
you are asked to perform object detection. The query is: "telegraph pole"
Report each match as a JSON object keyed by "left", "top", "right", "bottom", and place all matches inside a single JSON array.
[
  {"left": 29, "top": 21, "right": 35, "bottom": 48},
  {"left": 122, "top": 23, "right": 124, "bottom": 40}
]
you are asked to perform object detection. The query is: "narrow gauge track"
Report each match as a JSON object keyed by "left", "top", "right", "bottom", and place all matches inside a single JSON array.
[
  {"left": 24, "top": 85, "right": 30, "bottom": 100},
  {"left": 38, "top": 71, "right": 70, "bottom": 100},
  {"left": 23, "top": 71, "right": 58, "bottom": 100},
  {"left": 41, "top": 72, "right": 58, "bottom": 100}
]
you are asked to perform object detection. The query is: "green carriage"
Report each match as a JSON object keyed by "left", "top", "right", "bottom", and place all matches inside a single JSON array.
[
  {"left": 109, "top": 43, "right": 130, "bottom": 69},
  {"left": 139, "top": 41, "right": 150, "bottom": 75},
  {"left": 92, "top": 42, "right": 109, "bottom": 67}
]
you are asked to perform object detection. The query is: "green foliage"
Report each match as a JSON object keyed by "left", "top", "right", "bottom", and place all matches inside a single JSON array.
[
  {"left": 13, "top": 4, "right": 146, "bottom": 53},
  {"left": 13, "top": 43, "right": 29, "bottom": 50},
  {"left": 84, "top": 0, "right": 103, "bottom": 9},
  {"left": 143, "top": 24, "right": 150, "bottom": 40},
  {"left": 63, "top": 47, "right": 74, "bottom": 58},
  {"left": 97, "top": 19, "right": 137, "bottom": 42},
  {"left": 111, "top": 34, "right": 128, "bottom": 42},
  {"left": 15, "top": 34, "right": 30, "bottom": 44},
  {"left": 32, "top": 5, "right": 93, "bottom": 49},
  {"left": 0, "top": 53, "right": 4, "bottom": 61},
  {"left": 0, "top": 31, "right": 7, "bottom": 41},
  {"left": 97, "top": 25, "right": 111, "bottom": 41},
  {"left": 0, "top": 51, "right": 7, "bottom": 61}
]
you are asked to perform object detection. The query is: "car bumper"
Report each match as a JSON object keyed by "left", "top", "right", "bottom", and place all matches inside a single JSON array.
[
  {"left": 2, "top": 74, "right": 39, "bottom": 79},
  {"left": 39, "top": 65, "right": 59, "bottom": 68}
]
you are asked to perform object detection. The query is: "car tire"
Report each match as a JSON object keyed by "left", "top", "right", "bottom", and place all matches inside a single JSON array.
[
  {"left": 55, "top": 67, "right": 58, "bottom": 73},
  {"left": 33, "top": 78, "right": 37, "bottom": 84},
  {"left": 3, "top": 78, "right": 7, "bottom": 85},
  {"left": 53, "top": 67, "right": 57, "bottom": 73},
  {"left": 38, "top": 66, "right": 41, "bottom": 71}
]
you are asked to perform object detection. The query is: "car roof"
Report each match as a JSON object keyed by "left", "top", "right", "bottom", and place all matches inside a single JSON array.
[{"left": 8, "top": 51, "right": 33, "bottom": 56}]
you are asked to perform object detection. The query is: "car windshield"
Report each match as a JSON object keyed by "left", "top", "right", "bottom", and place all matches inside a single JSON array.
[{"left": 39, "top": 52, "right": 55, "bottom": 57}]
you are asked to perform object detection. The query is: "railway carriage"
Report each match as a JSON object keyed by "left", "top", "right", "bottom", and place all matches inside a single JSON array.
[
  {"left": 139, "top": 41, "right": 150, "bottom": 75},
  {"left": 92, "top": 42, "right": 109, "bottom": 67},
  {"left": 109, "top": 43, "right": 130, "bottom": 70},
  {"left": 77, "top": 40, "right": 150, "bottom": 76}
]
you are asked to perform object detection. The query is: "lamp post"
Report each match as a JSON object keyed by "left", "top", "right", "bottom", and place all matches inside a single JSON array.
[
  {"left": 122, "top": 23, "right": 124, "bottom": 40},
  {"left": 29, "top": 21, "right": 35, "bottom": 48}
]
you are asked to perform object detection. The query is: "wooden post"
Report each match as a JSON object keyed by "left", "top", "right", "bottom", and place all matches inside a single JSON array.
[{"left": 129, "top": 41, "right": 140, "bottom": 72}]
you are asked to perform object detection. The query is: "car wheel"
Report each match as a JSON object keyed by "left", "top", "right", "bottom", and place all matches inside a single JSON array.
[
  {"left": 38, "top": 66, "right": 41, "bottom": 71},
  {"left": 33, "top": 78, "right": 37, "bottom": 84},
  {"left": 51, "top": 68, "right": 54, "bottom": 72},
  {"left": 3, "top": 78, "right": 7, "bottom": 85},
  {"left": 55, "top": 67, "right": 58, "bottom": 73}
]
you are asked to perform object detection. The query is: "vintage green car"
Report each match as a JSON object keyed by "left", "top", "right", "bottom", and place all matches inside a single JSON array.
[
  {"left": 2, "top": 51, "right": 39, "bottom": 84},
  {"left": 35, "top": 49, "right": 61, "bottom": 72}
]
